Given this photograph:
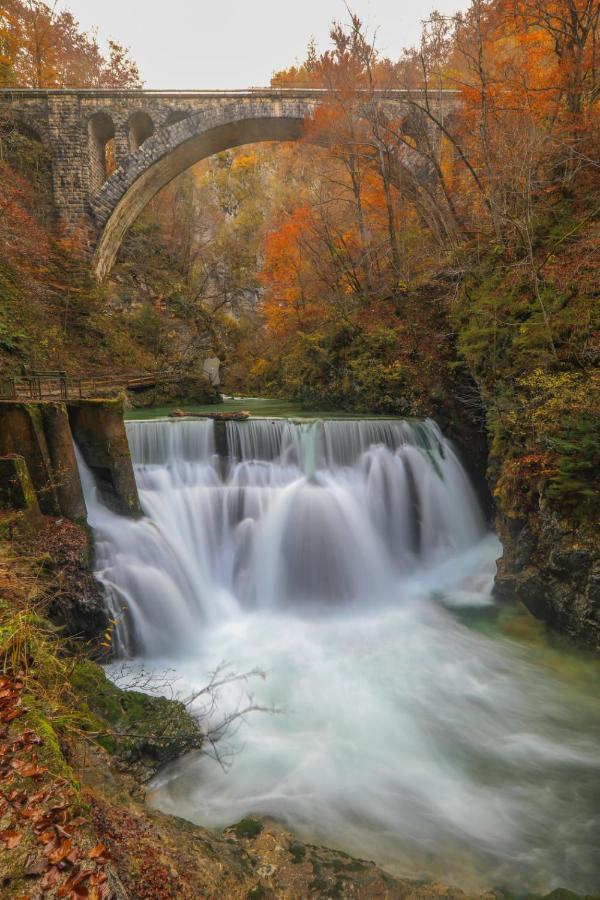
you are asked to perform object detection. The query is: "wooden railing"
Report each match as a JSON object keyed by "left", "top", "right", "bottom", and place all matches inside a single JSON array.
[{"left": 0, "top": 369, "right": 182, "bottom": 401}]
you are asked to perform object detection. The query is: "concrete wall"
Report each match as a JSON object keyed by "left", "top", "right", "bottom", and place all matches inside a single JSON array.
[
  {"left": 0, "top": 402, "right": 62, "bottom": 515},
  {"left": 42, "top": 403, "right": 88, "bottom": 521},
  {"left": 0, "top": 454, "right": 42, "bottom": 530},
  {"left": 68, "top": 398, "right": 140, "bottom": 517},
  {"left": 0, "top": 399, "right": 139, "bottom": 521}
]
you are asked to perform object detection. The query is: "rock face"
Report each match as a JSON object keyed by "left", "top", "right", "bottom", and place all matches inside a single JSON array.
[
  {"left": 128, "top": 373, "right": 221, "bottom": 408},
  {"left": 494, "top": 508, "right": 600, "bottom": 649},
  {"left": 36, "top": 517, "right": 110, "bottom": 642}
]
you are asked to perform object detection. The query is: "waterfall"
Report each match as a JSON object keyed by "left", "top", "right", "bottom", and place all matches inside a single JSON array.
[
  {"left": 80, "top": 416, "right": 600, "bottom": 894},
  {"left": 83, "top": 418, "right": 485, "bottom": 655}
]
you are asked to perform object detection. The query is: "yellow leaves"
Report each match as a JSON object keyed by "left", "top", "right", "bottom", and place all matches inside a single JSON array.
[
  {"left": 231, "top": 151, "right": 259, "bottom": 174},
  {"left": 249, "top": 358, "right": 269, "bottom": 378}
]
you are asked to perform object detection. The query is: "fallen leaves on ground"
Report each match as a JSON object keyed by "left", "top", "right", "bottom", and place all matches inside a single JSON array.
[{"left": 0, "top": 674, "right": 114, "bottom": 899}]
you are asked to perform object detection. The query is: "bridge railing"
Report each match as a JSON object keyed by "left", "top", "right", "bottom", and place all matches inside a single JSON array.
[
  {"left": 0, "top": 87, "right": 461, "bottom": 99},
  {"left": 0, "top": 370, "right": 183, "bottom": 402}
]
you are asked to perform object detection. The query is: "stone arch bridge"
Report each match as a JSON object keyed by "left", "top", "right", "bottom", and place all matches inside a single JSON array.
[{"left": 0, "top": 88, "right": 458, "bottom": 279}]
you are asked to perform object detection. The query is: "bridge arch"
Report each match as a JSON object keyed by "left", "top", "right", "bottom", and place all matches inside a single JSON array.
[{"left": 91, "top": 98, "right": 316, "bottom": 280}]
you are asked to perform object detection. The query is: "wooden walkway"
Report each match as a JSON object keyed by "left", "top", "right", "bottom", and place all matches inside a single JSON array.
[{"left": 0, "top": 370, "right": 180, "bottom": 401}]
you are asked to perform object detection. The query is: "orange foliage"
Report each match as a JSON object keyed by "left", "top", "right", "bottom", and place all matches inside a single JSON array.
[
  {"left": 0, "top": 0, "right": 140, "bottom": 88},
  {"left": 254, "top": 1, "right": 598, "bottom": 399},
  {"left": 260, "top": 207, "right": 320, "bottom": 337}
]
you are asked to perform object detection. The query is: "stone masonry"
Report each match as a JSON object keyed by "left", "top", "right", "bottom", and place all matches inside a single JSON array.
[{"left": 0, "top": 88, "right": 459, "bottom": 279}]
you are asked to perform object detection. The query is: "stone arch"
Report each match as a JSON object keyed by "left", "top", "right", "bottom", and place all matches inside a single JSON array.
[
  {"left": 163, "top": 110, "right": 190, "bottom": 127},
  {"left": 127, "top": 110, "right": 155, "bottom": 152},
  {"left": 91, "top": 99, "right": 317, "bottom": 280},
  {"left": 88, "top": 112, "right": 116, "bottom": 192}
]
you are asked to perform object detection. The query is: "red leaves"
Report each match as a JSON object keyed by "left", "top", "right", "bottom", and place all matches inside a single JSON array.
[
  {"left": 57, "top": 867, "right": 92, "bottom": 897},
  {"left": 47, "top": 837, "right": 74, "bottom": 865},
  {"left": 21, "top": 730, "right": 44, "bottom": 746},
  {"left": 40, "top": 865, "right": 61, "bottom": 891}
]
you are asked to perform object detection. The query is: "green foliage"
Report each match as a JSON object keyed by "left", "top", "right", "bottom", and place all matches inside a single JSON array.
[
  {"left": 258, "top": 321, "right": 420, "bottom": 415},
  {"left": 229, "top": 818, "right": 264, "bottom": 839},
  {"left": 545, "top": 415, "right": 600, "bottom": 519}
]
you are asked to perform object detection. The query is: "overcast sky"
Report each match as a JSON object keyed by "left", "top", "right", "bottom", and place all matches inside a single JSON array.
[{"left": 62, "top": 0, "right": 468, "bottom": 89}]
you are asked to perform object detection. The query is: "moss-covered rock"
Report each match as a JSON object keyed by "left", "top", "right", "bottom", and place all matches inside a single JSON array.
[
  {"left": 70, "top": 659, "right": 203, "bottom": 781},
  {"left": 0, "top": 455, "right": 42, "bottom": 537}
]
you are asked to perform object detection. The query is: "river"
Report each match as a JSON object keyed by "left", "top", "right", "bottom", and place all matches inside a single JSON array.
[{"left": 79, "top": 417, "right": 600, "bottom": 894}]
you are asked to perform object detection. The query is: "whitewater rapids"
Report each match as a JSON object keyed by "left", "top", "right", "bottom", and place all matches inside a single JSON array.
[{"left": 79, "top": 417, "right": 600, "bottom": 893}]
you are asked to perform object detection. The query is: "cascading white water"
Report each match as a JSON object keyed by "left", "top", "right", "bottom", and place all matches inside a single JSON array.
[{"left": 80, "top": 417, "right": 600, "bottom": 893}]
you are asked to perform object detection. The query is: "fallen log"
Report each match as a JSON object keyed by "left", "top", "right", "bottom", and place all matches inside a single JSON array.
[{"left": 169, "top": 410, "right": 251, "bottom": 421}]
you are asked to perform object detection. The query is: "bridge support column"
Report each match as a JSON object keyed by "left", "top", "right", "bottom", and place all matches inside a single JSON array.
[
  {"left": 114, "top": 122, "right": 131, "bottom": 169},
  {"left": 47, "top": 95, "right": 92, "bottom": 232}
]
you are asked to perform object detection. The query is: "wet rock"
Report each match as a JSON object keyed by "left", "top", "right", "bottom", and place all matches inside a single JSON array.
[
  {"left": 494, "top": 510, "right": 600, "bottom": 650},
  {"left": 37, "top": 517, "right": 109, "bottom": 642}
]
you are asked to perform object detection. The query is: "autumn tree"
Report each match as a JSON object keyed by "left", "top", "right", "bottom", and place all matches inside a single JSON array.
[{"left": 0, "top": 0, "right": 140, "bottom": 88}]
